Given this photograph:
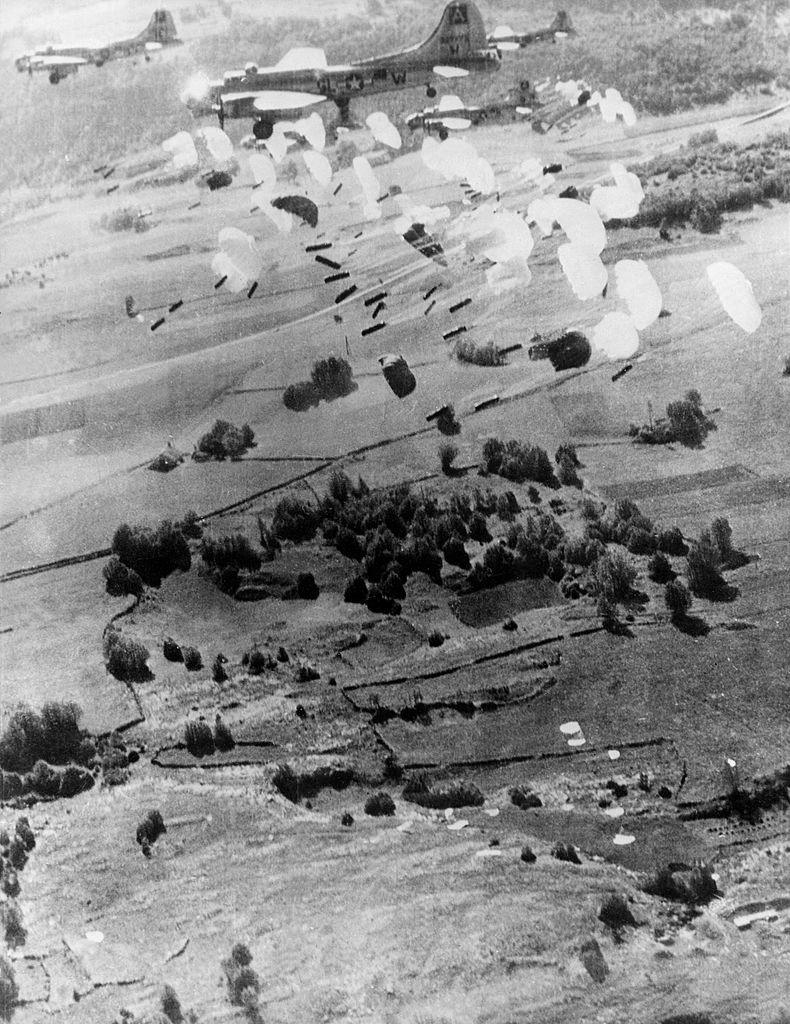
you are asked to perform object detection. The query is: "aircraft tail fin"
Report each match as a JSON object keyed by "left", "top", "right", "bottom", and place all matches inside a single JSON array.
[
  {"left": 413, "top": 2, "right": 488, "bottom": 63},
  {"left": 550, "top": 11, "right": 575, "bottom": 35},
  {"left": 137, "top": 9, "right": 180, "bottom": 44}
]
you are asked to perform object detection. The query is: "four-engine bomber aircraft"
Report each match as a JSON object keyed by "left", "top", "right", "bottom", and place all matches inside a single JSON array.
[
  {"left": 184, "top": 1, "right": 501, "bottom": 139},
  {"left": 488, "top": 11, "right": 576, "bottom": 51},
  {"left": 15, "top": 10, "right": 182, "bottom": 84}
]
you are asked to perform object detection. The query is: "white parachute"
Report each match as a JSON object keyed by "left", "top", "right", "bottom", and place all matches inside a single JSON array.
[
  {"left": 558, "top": 243, "right": 608, "bottom": 301},
  {"left": 212, "top": 227, "right": 261, "bottom": 291},
  {"left": 366, "top": 111, "right": 402, "bottom": 150},
  {"left": 196, "top": 126, "right": 234, "bottom": 164},
  {"left": 614, "top": 260, "right": 662, "bottom": 330},
  {"left": 248, "top": 152, "right": 276, "bottom": 194},
  {"left": 591, "top": 311, "right": 640, "bottom": 359},
  {"left": 162, "top": 131, "right": 199, "bottom": 170},
  {"left": 277, "top": 111, "right": 326, "bottom": 152},
  {"left": 590, "top": 162, "right": 645, "bottom": 221},
  {"left": 590, "top": 87, "right": 637, "bottom": 127},
  {"left": 302, "top": 149, "right": 333, "bottom": 188},
  {"left": 706, "top": 261, "right": 762, "bottom": 334},
  {"left": 352, "top": 155, "right": 382, "bottom": 221}
]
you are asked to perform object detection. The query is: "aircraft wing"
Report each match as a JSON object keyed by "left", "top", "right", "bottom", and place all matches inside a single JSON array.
[
  {"left": 30, "top": 54, "right": 88, "bottom": 66},
  {"left": 251, "top": 91, "right": 328, "bottom": 112}
]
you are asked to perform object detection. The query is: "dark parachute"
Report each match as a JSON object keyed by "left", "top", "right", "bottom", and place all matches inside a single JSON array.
[
  {"left": 529, "top": 331, "right": 591, "bottom": 372},
  {"left": 271, "top": 195, "right": 319, "bottom": 228},
  {"left": 204, "top": 169, "right": 233, "bottom": 191},
  {"left": 402, "top": 223, "right": 446, "bottom": 265},
  {"left": 379, "top": 354, "right": 416, "bottom": 398}
]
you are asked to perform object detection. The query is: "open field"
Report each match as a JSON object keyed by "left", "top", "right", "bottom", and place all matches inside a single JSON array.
[{"left": 1, "top": 5, "right": 789, "bottom": 1022}]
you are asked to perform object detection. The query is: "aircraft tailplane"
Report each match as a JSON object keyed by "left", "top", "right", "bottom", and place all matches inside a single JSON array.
[
  {"left": 413, "top": 2, "right": 488, "bottom": 63},
  {"left": 137, "top": 9, "right": 179, "bottom": 44}
]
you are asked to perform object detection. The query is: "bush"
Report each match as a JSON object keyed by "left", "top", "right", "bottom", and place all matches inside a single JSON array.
[
  {"left": 2, "top": 869, "right": 20, "bottom": 899},
  {"left": 213, "top": 716, "right": 235, "bottom": 752},
  {"left": 0, "top": 955, "right": 18, "bottom": 1022},
  {"left": 551, "top": 841, "right": 581, "bottom": 864},
  {"left": 102, "top": 556, "right": 144, "bottom": 598},
  {"left": 103, "top": 628, "right": 151, "bottom": 681},
  {"left": 163, "top": 637, "right": 183, "bottom": 663},
  {"left": 439, "top": 442, "right": 458, "bottom": 475},
  {"left": 594, "top": 551, "right": 637, "bottom": 603},
  {"left": 295, "top": 572, "right": 319, "bottom": 600},
  {"left": 282, "top": 380, "right": 320, "bottom": 411},
  {"left": 642, "top": 863, "right": 718, "bottom": 905},
  {"left": 436, "top": 404, "right": 461, "bottom": 435},
  {"left": 482, "top": 438, "right": 556, "bottom": 487},
  {"left": 443, "top": 536, "right": 470, "bottom": 569},
  {"left": 272, "top": 764, "right": 299, "bottom": 802},
  {"left": 364, "top": 791, "right": 396, "bottom": 816},
  {"left": 310, "top": 356, "right": 356, "bottom": 399},
  {"left": 271, "top": 496, "right": 319, "bottom": 542},
  {"left": 14, "top": 819, "right": 35, "bottom": 852},
  {"left": 428, "top": 630, "right": 444, "bottom": 648},
  {"left": 710, "top": 516, "right": 734, "bottom": 563},
  {"left": 222, "top": 946, "right": 261, "bottom": 1006},
  {"left": 665, "top": 579, "right": 692, "bottom": 619},
  {"left": 197, "top": 419, "right": 254, "bottom": 460},
  {"left": 244, "top": 647, "right": 274, "bottom": 675},
  {"left": 136, "top": 809, "right": 166, "bottom": 847},
  {"left": 455, "top": 340, "right": 506, "bottom": 366},
  {"left": 627, "top": 527, "right": 658, "bottom": 555},
  {"left": 686, "top": 533, "right": 725, "bottom": 596},
  {"left": 520, "top": 845, "right": 537, "bottom": 864},
  {"left": 161, "top": 984, "right": 183, "bottom": 1023},
  {"left": 180, "top": 510, "right": 204, "bottom": 539},
  {"left": 557, "top": 454, "right": 582, "bottom": 488},
  {"left": 184, "top": 719, "right": 214, "bottom": 757},
  {"left": 510, "top": 785, "right": 542, "bottom": 810},
  {"left": 648, "top": 552, "right": 674, "bottom": 583},
  {"left": 690, "top": 194, "right": 723, "bottom": 233},
  {"left": 200, "top": 533, "right": 261, "bottom": 572},
  {"left": 7, "top": 837, "right": 28, "bottom": 871},
  {"left": 0, "top": 902, "right": 25, "bottom": 950},
  {"left": 402, "top": 775, "right": 484, "bottom": 809},
  {"left": 344, "top": 575, "right": 368, "bottom": 604},
  {"left": 381, "top": 570, "right": 405, "bottom": 600},
  {"left": 58, "top": 764, "right": 94, "bottom": 798},
  {"left": 335, "top": 526, "right": 363, "bottom": 561},
  {"left": 599, "top": 894, "right": 637, "bottom": 930},
  {"left": 0, "top": 702, "right": 86, "bottom": 773},
  {"left": 366, "top": 586, "right": 401, "bottom": 616},
  {"left": 111, "top": 520, "right": 191, "bottom": 587},
  {"left": 659, "top": 526, "right": 687, "bottom": 555},
  {"left": 212, "top": 654, "right": 229, "bottom": 683},
  {"left": 468, "top": 512, "right": 490, "bottom": 543}
]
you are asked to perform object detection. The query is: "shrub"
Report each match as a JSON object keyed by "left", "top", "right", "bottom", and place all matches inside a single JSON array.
[
  {"left": 468, "top": 512, "right": 490, "bottom": 543},
  {"left": 111, "top": 520, "right": 191, "bottom": 587},
  {"left": 163, "top": 637, "right": 183, "bottom": 663},
  {"left": 310, "top": 356, "right": 355, "bottom": 399},
  {"left": 179, "top": 510, "right": 204, "bottom": 539},
  {"left": 510, "top": 785, "right": 542, "bottom": 810},
  {"left": 428, "top": 630, "right": 444, "bottom": 648},
  {"left": 366, "top": 586, "right": 401, "bottom": 615},
  {"left": 244, "top": 647, "right": 274, "bottom": 675},
  {"left": 344, "top": 575, "right": 368, "bottom": 604},
  {"left": 102, "top": 556, "right": 144, "bottom": 598},
  {"left": 212, "top": 655, "right": 229, "bottom": 683},
  {"left": 200, "top": 533, "right": 261, "bottom": 572},
  {"left": 648, "top": 552, "right": 674, "bottom": 583},
  {"left": 594, "top": 551, "right": 637, "bottom": 603},
  {"left": 197, "top": 419, "right": 254, "bottom": 460},
  {"left": 335, "top": 527, "right": 363, "bottom": 561},
  {"left": 222, "top": 944, "right": 262, "bottom": 1007},
  {"left": 455, "top": 340, "right": 506, "bottom": 366},
  {"left": 665, "top": 579, "right": 692, "bottom": 619},
  {"left": 295, "top": 572, "right": 319, "bottom": 599},
  {"left": 597, "top": 594, "right": 618, "bottom": 629},
  {"left": 364, "top": 791, "right": 396, "bottom": 816},
  {"left": 659, "top": 526, "right": 688, "bottom": 555},
  {"left": 627, "top": 527, "right": 658, "bottom": 555},
  {"left": 642, "top": 863, "right": 718, "bottom": 905},
  {"left": 184, "top": 719, "right": 214, "bottom": 757},
  {"left": 436, "top": 404, "right": 461, "bottom": 435},
  {"left": 0, "top": 955, "right": 18, "bottom": 1022},
  {"left": 103, "top": 628, "right": 151, "bottom": 682},
  {"left": 0, "top": 902, "right": 25, "bottom": 950},
  {"left": 520, "top": 845, "right": 536, "bottom": 864},
  {"left": 551, "top": 841, "right": 581, "bottom": 864},
  {"left": 557, "top": 454, "right": 582, "bottom": 488},
  {"left": 181, "top": 647, "right": 200, "bottom": 671},
  {"left": 282, "top": 380, "right": 320, "bottom": 411},
  {"left": 710, "top": 516, "right": 734, "bottom": 563},
  {"left": 439, "top": 442, "right": 458, "bottom": 474},
  {"left": 7, "top": 837, "right": 28, "bottom": 871},
  {"left": 213, "top": 716, "right": 235, "bottom": 752},
  {"left": 2, "top": 869, "right": 20, "bottom": 899},
  {"left": 402, "top": 775, "right": 484, "bottom": 809},
  {"left": 271, "top": 496, "right": 319, "bottom": 542},
  {"left": 443, "top": 536, "right": 470, "bottom": 569},
  {"left": 161, "top": 984, "right": 183, "bottom": 1023},
  {"left": 496, "top": 493, "right": 515, "bottom": 522},
  {"left": 230, "top": 943, "right": 253, "bottom": 967},
  {"left": 381, "top": 571, "right": 405, "bottom": 600},
  {"left": 58, "top": 764, "right": 94, "bottom": 798},
  {"left": 599, "top": 894, "right": 637, "bottom": 930},
  {"left": 136, "top": 809, "right": 166, "bottom": 847},
  {"left": 99, "top": 206, "right": 149, "bottom": 233},
  {"left": 483, "top": 438, "right": 556, "bottom": 487},
  {"left": 341, "top": 811, "right": 354, "bottom": 827},
  {"left": 686, "top": 533, "right": 725, "bottom": 596},
  {"left": 14, "top": 819, "right": 35, "bottom": 852},
  {"left": 690, "top": 194, "right": 723, "bottom": 233},
  {"left": 272, "top": 764, "right": 299, "bottom": 802}
]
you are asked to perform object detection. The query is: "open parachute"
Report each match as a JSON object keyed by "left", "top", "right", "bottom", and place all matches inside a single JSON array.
[
  {"left": 271, "top": 195, "right": 318, "bottom": 228},
  {"left": 706, "top": 261, "right": 762, "bottom": 334},
  {"left": 212, "top": 227, "right": 261, "bottom": 292},
  {"left": 379, "top": 354, "right": 416, "bottom": 398}
]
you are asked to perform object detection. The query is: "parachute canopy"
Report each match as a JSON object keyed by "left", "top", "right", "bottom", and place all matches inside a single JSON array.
[
  {"left": 366, "top": 111, "right": 402, "bottom": 150},
  {"left": 529, "top": 330, "right": 591, "bottom": 371},
  {"left": 353, "top": 156, "right": 382, "bottom": 221},
  {"left": 302, "top": 149, "right": 333, "bottom": 188},
  {"left": 379, "top": 354, "right": 416, "bottom": 398},
  {"left": 248, "top": 152, "right": 276, "bottom": 194},
  {"left": 591, "top": 311, "right": 640, "bottom": 360},
  {"left": 706, "top": 261, "right": 762, "bottom": 334},
  {"left": 197, "top": 126, "right": 234, "bottom": 164},
  {"left": 590, "top": 162, "right": 644, "bottom": 221},
  {"left": 558, "top": 242, "right": 608, "bottom": 301},
  {"left": 213, "top": 227, "right": 261, "bottom": 292},
  {"left": 271, "top": 194, "right": 318, "bottom": 228},
  {"left": 615, "top": 260, "right": 662, "bottom": 330},
  {"left": 162, "top": 130, "right": 198, "bottom": 170}
]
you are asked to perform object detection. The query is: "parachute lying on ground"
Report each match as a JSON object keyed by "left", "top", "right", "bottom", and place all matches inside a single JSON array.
[
  {"left": 591, "top": 311, "right": 640, "bottom": 359},
  {"left": 706, "top": 261, "right": 762, "bottom": 334},
  {"left": 162, "top": 131, "right": 198, "bottom": 170},
  {"left": 366, "top": 111, "right": 402, "bottom": 150},
  {"left": 271, "top": 194, "right": 318, "bottom": 228},
  {"left": 379, "top": 354, "right": 416, "bottom": 398},
  {"left": 529, "top": 331, "right": 591, "bottom": 371},
  {"left": 615, "top": 260, "right": 662, "bottom": 330}
]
